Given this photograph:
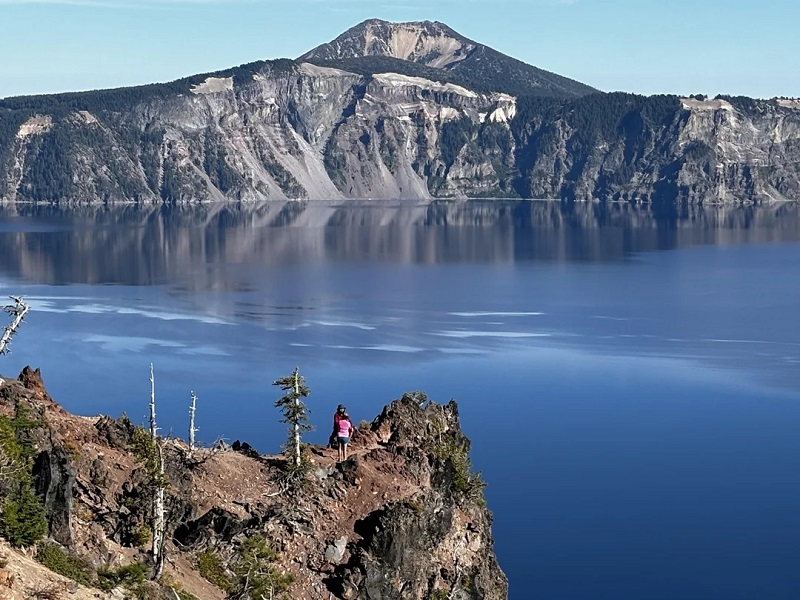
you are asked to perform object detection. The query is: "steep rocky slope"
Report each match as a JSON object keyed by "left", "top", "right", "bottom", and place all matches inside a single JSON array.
[
  {"left": 513, "top": 95, "right": 800, "bottom": 204},
  {"left": 0, "top": 21, "right": 799, "bottom": 205},
  {"left": 0, "top": 367, "right": 506, "bottom": 599}
]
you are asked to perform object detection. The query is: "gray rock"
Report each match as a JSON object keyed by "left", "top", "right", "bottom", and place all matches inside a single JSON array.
[
  {"left": 313, "top": 466, "right": 334, "bottom": 480},
  {"left": 325, "top": 535, "right": 348, "bottom": 563}
]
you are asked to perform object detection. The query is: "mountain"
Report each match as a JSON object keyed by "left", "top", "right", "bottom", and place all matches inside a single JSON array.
[
  {"left": 0, "top": 20, "right": 799, "bottom": 205},
  {"left": 0, "top": 367, "right": 507, "bottom": 599},
  {"left": 300, "top": 19, "right": 597, "bottom": 98}
]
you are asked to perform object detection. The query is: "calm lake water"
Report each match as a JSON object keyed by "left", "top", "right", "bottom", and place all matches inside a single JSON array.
[{"left": 1, "top": 200, "right": 800, "bottom": 599}]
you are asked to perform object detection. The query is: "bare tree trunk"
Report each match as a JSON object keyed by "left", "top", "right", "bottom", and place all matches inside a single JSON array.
[
  {"left": 189, "top": 390, "right": 198, "bottom": 456},
  {"left": 0, "top": 296, "right": 30, "bottom": 356},
  {"left": 152, "top": 441, "right": 166, "bottom": 579},
  {"left": 149, "top": 364, "right": 157, "bottom": 438},
  {"left": 149, "top": 364, "right": 165, "bottom": 579},
  {"left": 293, "top": 369, "right": 300, "bottom": 467}
]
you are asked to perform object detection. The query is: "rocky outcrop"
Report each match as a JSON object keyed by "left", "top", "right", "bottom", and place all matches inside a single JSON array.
[
  {"left": 329, "top": 398, "right": 506, "bottom": 599},
  {"left": 0, "top": 370, "right": 507, "bottom": 599}
]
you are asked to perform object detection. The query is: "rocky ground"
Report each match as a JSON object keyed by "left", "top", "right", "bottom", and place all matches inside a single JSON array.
[{"left": 0, "top": 367, "right": 507, "bottom": 599}]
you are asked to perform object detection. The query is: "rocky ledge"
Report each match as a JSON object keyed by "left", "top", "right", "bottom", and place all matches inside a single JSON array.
[{"left": 0, "top": 367, "right": 507, "bottom": 599}]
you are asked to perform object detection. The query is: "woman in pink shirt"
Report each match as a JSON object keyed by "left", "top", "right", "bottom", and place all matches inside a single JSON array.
[{"left": 337, "top": 410, "right": 354, "bottom": 462}]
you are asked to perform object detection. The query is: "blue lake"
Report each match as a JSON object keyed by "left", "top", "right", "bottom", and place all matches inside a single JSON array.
[{"left": 1, "top": 201, "right": 800, "bottom": 599}]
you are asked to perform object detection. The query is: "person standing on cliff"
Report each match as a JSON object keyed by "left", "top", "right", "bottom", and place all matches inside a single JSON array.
[
  {"left": 335, "top": 406, "right": 354, "bottom": 462},
  {"left": 333, "top": 404, "right": 346, "bottom": 430},
  {"left": 331, "top": 404, "right": 345, "bottom": 447}
]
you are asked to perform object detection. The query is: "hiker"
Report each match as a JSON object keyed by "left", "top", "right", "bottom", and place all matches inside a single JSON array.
[
  {"left": 330, "top": 404, "right": 345, "bottom": 447},
  {"left": 335, "top": 406, "right": 354, "bottom": 462},
  {"left": 333, "top": 404, "right": 347, "bottom": 431}
]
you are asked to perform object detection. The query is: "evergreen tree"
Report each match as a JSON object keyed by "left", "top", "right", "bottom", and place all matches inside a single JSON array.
[
  {"left": 0, "top": 398, "right": 47, "bottom": 547},
  {"left": 273, "top": 367, "right": 312, "bottom": 468}
]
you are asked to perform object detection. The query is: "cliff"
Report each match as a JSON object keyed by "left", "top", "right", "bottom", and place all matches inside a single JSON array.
[
  {"left": 0, "top": 367, "right": 507, "bottom": 599},
  {"left": 513, "top": 95, "right": 800, "bottom": 204},
  {"left": 0, "top": 21, "right": 798, "bottom": 205}
]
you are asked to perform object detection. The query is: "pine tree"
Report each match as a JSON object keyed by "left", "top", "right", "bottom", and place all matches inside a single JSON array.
[{"left": 273, "top": 367, "right": 312, "bottom": 468}]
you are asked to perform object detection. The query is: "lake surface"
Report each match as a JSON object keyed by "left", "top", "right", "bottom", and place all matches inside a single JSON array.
[{"left": 1, "top": 200, "right": 800, "bottom": 599}]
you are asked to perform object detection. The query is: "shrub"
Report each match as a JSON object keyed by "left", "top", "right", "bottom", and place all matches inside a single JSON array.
[
  {"left": 196, "top": 537, "right": 294, "bottom": 597},
  {"left": 96, "top": 561, "right": 147, "bottom": 592},
  {"left": 195, "top": 550, "right": 234, "bottom": 593},
  {"left": 35, "top": 541, "right": 93, "bottom": 586},
  {"left": 430, "top": 416, "right": 487, "bottom": 507},
  {"left": 131, "top": 524, "right": 151, "bottom": 548},
  {"left": 232, "top": 535, "right": 294, "bottom": 600}
]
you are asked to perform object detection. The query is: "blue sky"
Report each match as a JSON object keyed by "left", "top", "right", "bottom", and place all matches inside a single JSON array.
[{"left": 1, "top": 0, "right": 798, "bottom": 99}]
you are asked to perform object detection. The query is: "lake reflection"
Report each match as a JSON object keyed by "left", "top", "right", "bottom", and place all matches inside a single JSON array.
[
  {"left": 2, "top": 201, "right": 800, "bottom": 287},
  {"left": 1, "top": 200, "right": 800, "bottom": 600}
]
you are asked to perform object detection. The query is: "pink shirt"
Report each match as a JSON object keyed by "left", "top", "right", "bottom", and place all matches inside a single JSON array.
[{"left": 338, "top": 419, "right": 352, "bottom": 437}]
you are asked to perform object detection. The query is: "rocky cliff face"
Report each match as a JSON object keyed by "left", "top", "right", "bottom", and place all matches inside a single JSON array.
[
  {"left": 0, "top": 60, "right": 523, "bottom": 203},
  {"left": 514, "top": 95, "right": 800, "bottom": 204},
  {"left": 0, "top": 368, "right": 507, "bottom": 599},
  {"left": 1, "top": 22, "right": 799, "bottom": 205}
]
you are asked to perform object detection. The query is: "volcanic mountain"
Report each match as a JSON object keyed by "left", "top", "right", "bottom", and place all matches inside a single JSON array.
[{"left": 300, "top": 18, "right": 598, "bottom": 98}]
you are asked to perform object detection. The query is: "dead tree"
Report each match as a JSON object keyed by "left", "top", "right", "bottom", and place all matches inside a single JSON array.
[
  {"left": 148, "top": 364, "right": 166, "bottom": 579},
  {"left": 188, "top": 390, "right": 198, "bottom": 456},
  {"left": 0, "top": 296, "right": 30, "bottom": 356}
]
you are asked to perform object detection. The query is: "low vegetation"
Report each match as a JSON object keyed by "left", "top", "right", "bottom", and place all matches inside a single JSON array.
[
  {"left": 195, "top": 549, "right": 234, "bottom": 593},
  {"left": 196, "top": 536, "right": 293, "bottom": 599},
  {"left": 96, "top": 561, "right": 148, "bottom": 592},
  {"left": 231, "top": 535, "right": 294, "bottom": 600},
  {"left": 434, "top": 435, "right": 487, "bottom": 506},
  {"left": 426, "top": 400, "right": 487, "bottom": 507},
  {"left": 35, "top": 540, "right": 152, "bottom": 597},
  {"left": 35, "top": 542, "right": 94, "bottom": 586}
]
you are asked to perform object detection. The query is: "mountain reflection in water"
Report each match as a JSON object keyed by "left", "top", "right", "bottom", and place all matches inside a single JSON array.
[{"left": 1, "top": 201, "right": 800, "bottom": 288}]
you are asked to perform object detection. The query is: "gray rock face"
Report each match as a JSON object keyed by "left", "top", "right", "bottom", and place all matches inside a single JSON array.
[
  {"left": 33, "top": 447, "right": 75, "bottom": 547},
  {"left": 1, "top": 61, "right": 798, "bottom": 205},
  {"left": 515, "top": 95, "right": 800, "bottom": 205}
]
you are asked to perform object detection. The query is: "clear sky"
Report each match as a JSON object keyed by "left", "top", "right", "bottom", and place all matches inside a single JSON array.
[{"left": 1, "top": 0, "right": 798, "bottom": 100}]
